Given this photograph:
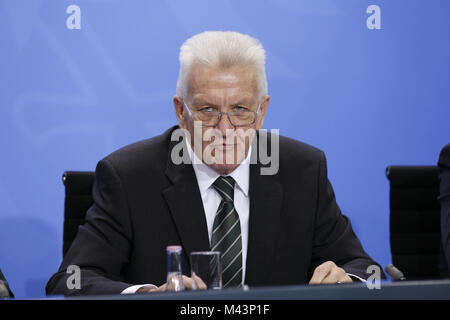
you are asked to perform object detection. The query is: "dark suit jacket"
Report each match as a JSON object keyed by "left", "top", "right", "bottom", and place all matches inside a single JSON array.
[
  {"left": 439, "top": 143, "right": 450, "bottom": 275},
  {"left": 46, "top": 126, "right": 383, "bottom": 296}
]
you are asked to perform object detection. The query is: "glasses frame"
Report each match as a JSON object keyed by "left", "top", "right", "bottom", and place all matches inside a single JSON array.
[{"left": 182, "top": 100, "right": 262, "bottom": 127}]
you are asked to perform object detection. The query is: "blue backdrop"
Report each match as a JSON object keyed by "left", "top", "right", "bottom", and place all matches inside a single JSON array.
[{"left": 1, "top": 0, "right": 449, "bottom": 298}]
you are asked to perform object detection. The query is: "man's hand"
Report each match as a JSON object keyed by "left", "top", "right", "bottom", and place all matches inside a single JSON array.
[
  {"left": 309, "top": 261, "right": 353, "bottom": 285},
  {"left": 136, "top": 275, "right": 207, "bottom": 293}
]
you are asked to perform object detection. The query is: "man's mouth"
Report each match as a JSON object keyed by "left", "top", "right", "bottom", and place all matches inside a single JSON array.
[{"left": 218, "top": 144, "right": 235, "bottom": 149}]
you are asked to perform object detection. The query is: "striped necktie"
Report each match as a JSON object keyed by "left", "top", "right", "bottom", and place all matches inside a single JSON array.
[{"left": 210, "top": 176, "right": 243, "bottom": 288}]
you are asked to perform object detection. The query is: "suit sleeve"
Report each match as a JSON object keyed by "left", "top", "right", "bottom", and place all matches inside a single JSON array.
[
  {"left": 309, "top": 151, "right": 386, "bottom": 280},
  {"left": 46, "top": 159, "right": 134, "bottom": 296},
  {"left": 438, "top": 143, "right": 450, "bottom": 274}
]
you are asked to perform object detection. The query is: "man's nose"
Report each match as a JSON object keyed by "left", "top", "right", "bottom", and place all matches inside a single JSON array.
[{"left": 216, "top": 112, "right": 235, "bottom": 135}]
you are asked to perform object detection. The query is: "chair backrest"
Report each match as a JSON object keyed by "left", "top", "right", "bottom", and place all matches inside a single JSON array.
[
  {"left": 62, "top": 171, "right": 95, "bottom": 257},
  {"left": 386, "top": 165, "right": 441, "bottom": 279}
]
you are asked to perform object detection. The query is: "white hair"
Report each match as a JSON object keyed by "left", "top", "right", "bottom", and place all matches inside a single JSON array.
[{"left": 176, "top": 31, "right": 268, "bottom": 100}]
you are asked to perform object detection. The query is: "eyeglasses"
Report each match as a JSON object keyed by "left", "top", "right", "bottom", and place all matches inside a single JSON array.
[{"left": 183, "top": 100, "right": 261, "bottom": 127}]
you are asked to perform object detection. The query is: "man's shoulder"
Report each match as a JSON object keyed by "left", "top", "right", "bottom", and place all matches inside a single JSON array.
[
  {"left": 259, "top": 132, "right": 327, "bottom": 183},
  {"left": 101, "top": 125, "right": 178, "bottom": 170},
  {"left": 278, "top": 134, "right": 323, "bottom": 155},
  {"left": 438, "top": 143, "right": 450, "bottom": 168},
  {"left": 271, "top": 132, "right": 324, "bottom": 164}
]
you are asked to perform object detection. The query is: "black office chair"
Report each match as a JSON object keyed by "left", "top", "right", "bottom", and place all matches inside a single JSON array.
[
  {"left": 386, "top": 165, "right": 442, "bottom": 280},
  {"left": 62, "top": 171, "right": 95, "bottom": 257}
]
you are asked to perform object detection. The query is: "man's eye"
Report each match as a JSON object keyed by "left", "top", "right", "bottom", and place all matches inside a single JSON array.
[
  {"left": 199, "top": 106, "right": 214, "bottom": 112},
  {"left": 233, "top": 106, "right": 247, "bottom": 112}
]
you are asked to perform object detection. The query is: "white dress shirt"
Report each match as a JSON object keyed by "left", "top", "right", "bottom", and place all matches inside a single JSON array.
[
  {"left": 188, "top": 141, "right": 251, "bottom": 284},
  {"left": 122, "top": 142, "right": 251, "bottom": 294}
]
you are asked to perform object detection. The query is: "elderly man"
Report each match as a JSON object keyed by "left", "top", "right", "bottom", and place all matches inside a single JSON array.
[{"left": 46, "top": 31, "right": 383, "bottom": 296}]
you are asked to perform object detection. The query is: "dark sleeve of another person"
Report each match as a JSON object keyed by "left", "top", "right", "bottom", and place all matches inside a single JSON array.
[
  {"left": 0, "top": 268, "right": 14, "bottom": 298},
  {"left": 438, "top": 143, "right": 450, "bottom": 274}
]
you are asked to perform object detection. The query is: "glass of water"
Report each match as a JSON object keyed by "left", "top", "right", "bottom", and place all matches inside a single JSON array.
[{"left": 189, "top": 251, "right": 222, "bottom": 290}]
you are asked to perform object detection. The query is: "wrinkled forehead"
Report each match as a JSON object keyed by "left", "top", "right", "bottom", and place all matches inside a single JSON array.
[{"left": 186, "top": 64, "right": 259, "bottom": 105}]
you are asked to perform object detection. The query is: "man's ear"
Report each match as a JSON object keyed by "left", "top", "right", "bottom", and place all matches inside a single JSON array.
[
  {"left": 173, "top": 96, "right": 186, "bottom": 129},
  {"left": 256, "top": 95, "right": 270, "bottom": 130}
]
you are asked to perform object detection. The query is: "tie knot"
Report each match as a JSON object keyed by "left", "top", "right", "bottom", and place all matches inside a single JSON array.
[{"left": 213, "top": 176, "right": 235, "bottom": 202}]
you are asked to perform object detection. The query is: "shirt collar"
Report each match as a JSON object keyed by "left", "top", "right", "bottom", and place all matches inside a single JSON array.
[{"left": 186, "top": 140, "right": 250, "bottom": 197}]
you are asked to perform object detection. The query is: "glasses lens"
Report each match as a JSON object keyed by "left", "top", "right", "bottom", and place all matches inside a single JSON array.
[
  {"left": 193, "top": 110, "right": 256, "bottom": 126},
  {"left": 195, "top": 111, "right": 219, "bottom": 126},
  {"left": 229, "top": 111, "right": 256, "bottom": 126}
]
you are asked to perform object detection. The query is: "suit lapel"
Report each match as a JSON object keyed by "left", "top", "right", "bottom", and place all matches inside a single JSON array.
[
  {"left": 245, "top": 133, "right": 283, "bottom": 286},
  {"left": 162, "top": 138, "right": 211, "bottom": 265}
]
